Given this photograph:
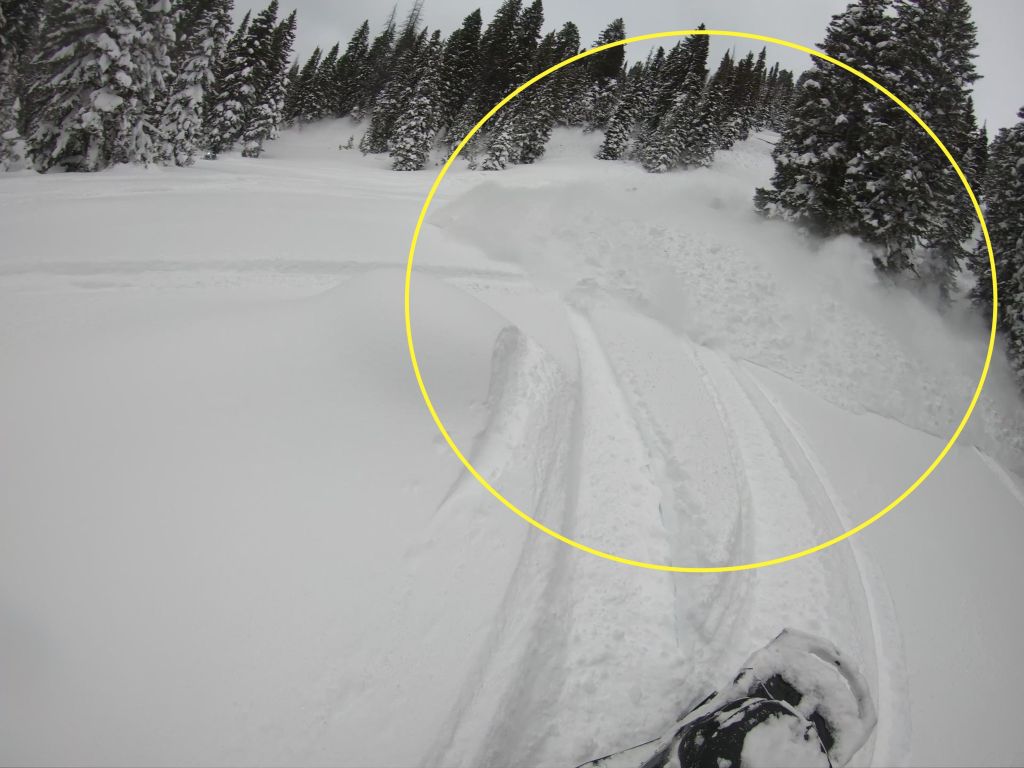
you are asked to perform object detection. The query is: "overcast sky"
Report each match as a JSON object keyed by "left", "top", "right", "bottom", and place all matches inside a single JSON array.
[{"left": 236, "top": 0, "right": 1022, "bottom": 132}]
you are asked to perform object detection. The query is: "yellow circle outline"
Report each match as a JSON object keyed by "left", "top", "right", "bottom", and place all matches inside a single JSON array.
[{"left": 404, "top": 30, "right": 998, "bottom": 573}]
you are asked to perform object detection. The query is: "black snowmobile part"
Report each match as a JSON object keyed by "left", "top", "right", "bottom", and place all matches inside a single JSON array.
[{"left": 575, "top": 628, "right": 875, "bottom": 768}]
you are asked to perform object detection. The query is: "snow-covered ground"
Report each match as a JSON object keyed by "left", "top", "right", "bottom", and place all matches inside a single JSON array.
[{"left": 1, "top": 120, "right": 1022, "bottom": 767}]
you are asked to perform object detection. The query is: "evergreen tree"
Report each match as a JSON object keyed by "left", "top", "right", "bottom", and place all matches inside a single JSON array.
[
  {"left": 390, "top": 31, "right": 443, "bottom": 171},
  {"left": 312, "top": 43, "right": 340, "bottom": 119},
  {"left": 361, "top": 26, "right": 427, "bottom": 154},
  {"left": 474, "top": 0, "right": 523, "bottom": 115},
  {"left": 641, "top": 67, "right": 704, "bottom": 173},
  {"left": 744, "top": 48, "right": 768, "bottom": 133},
  {"left": 334, "top": 21, "right": 370, "bottom": 118},
  {"left": 840, "top": 0, "right": 979, "bottom": 290},
  {"left": 994, "top": 110, "right": 1024, "bottom": 383},
  {"left": 587, "top": 18, "right": 626, "bottom": 85},
  {"left": 640, "top": 32, "right": 708, "bottom": 173},
  {"left": 754, "top": 0, "right": 891, "bottom": 238},
  {"left": 966, "top": 117, "right": 989, "bottom": 195},
  {"left": 285, "top": 46, "right": 322, "bottom": 124},
  {"left": 0, "top": 0, "right": 42, "bottom": 169},
  {"left": 726, "top": 51, "right": 757, "bottom": 141},
  {"left": 439, "top": 9, "right": 482, "bottom": 132},
  {"left": 548, "top": 21, "right": 586, "bottom": 127},
  {"left": 28, "top": 0, "right": 170, "bottom": 171},
  {"left": 114, "top": 0, "right": 174, "bottom": 167},
  {"left": 481, "top": 114, "right": 515, "bottom": 170},
  {"left": 596, "top": 68, "right": 639, "bottom": 160},
  {"left": 360, "top": 5, "right": 429, "bottom": 151},
  {"left": 514, "top": 92, "right": 555, "bottom": 165},
  {"left": 764, "top": 68, "right": 796, "bottom": 133},
  {"left": 898, "top": 0, "right": 981, "bottom": 298},
  {"left": 159, "top": 0, "right": 234, "bottom": 166},
  {"left": 971, "top": 116, "right": 1024, "bottom": 330},
  {"left": 513, "top": 0, "right": 544, "bottom": 80},
  {"left": 648, "top": 27, "right": 707, "bottom": 127},
  {"left": 709, "top": 51, "right": 741, "bottom": 149},
  {"left": 504, "top": 27, "right": 567, "bottom": 165},
  {"left": 204, "top": 10, "right": 251, "bottom": 155},
  {"left": 227, "top": 1, "right": 283, "bottom": 157},
  {"left": 241, "top": 8, "right": 295, "bottom": 158},
  {"left": 629, "top": 46, "right": 664, "bottom": 130},
  {"left": 680, "top": 79, "right": 724, "bottom": 168},
  {"left": 357, "top": 12, "right": 397, "bottom": 117}
]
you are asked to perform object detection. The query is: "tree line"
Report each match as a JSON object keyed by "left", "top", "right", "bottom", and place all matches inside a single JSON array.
[
  {"left": 281, "top": 3, "right": 796, "bottom": 173},
  {"left": 0, "top": 0, "right": 293, "bottom": 171},
  {"left": 752, "top": 0, "right": 1024, "bottom": 386},
  {"left": 0, "top": 0, "right": 796, "bottom": 175}
]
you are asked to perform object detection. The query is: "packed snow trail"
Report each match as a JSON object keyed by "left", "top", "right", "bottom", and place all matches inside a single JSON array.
[{"left": 556, "top": 301, "right": 883, "bottom": 766}]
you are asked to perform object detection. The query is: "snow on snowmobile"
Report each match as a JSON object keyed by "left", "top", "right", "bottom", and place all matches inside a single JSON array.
[{"left": 577, "top": 628, "right": 876, "bottom": 768}]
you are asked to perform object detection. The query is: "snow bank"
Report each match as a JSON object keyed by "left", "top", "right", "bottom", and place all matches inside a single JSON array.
[
  {"left": 431, "top": 136, "right": 1024, "bottom": 474},
  {"left": 0, "top": 266, "right": 564, "bottom": 766}
]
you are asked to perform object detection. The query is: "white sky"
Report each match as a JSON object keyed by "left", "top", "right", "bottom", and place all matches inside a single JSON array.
[{"left": 238, "top": 0, "right": 1022, "bottom": 132}]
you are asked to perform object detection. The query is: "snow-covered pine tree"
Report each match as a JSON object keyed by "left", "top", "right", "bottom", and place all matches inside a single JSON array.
[
  {"left": 115, "top": 0, "right": 175, "bottom": 167},
  {"left": 576, "top": 18, "right": 625, "bottom": 132},
  {"left": 284, "top": 46, "right": 321, "bottom": 124},
  {"left": 335, "top": 21, "right": 370, "bottom": 118},
  {"left": 995, "top": 110, "right": 1024, "bottom": 383},
  {"left": 633, "top": 26, "right": 708, "bottom": 164},
  {"left": 390, "top": 31, "right": 442, "bottom": 171},
  {"left": 587, "top": 18, "right": 626, "bottom": 85},
  {"left": 28, "top": 0, "right": 163, "bottom": 171},
  {"left": 446, "top": 103, "right": 481, "bottom": 160},
  {"left": 839, "top": 0, "right": 979, "bottom": 288},
  {"left": 361, "top": 26, "right": 427, "bottom": 155},
  {"left": 481, "top": 114, "right": 515, "bottom": 170},
  {"left": 892, "top": 0, "right": 981, "bottom": 298},
  {"left": 356, "top": 12, "right": 397, "bottom": 118},
  {"left": 754, "top": 0, "right": 890, "bottom": 238},
  {"left": 708, "top": 51, "right": 741, "bottom": 150},
  {"left": 514, "top": 91, "right": 556, "bottom": 165},
  {"left": 233, "top": 1, "right": 283, "bottom": 157},
  {"left": 755, "top": 62, "right": 795, "bottom": 134},
  {"left": 641, "top": 71, "right": 699, "bottom": 172},
  {"left": 596, "top": 64, "right": 640, "bottom": 160},
  {"left": 158, "top": 0, "right": 234, "bottom": 166},
  {"left": 513, "top": 0, "right": 544, "bottom": 81},
  {"left": 547, "top": 21, "right": 586, "bottom": 127},
  {"left": 842, "top": 41, "right": 922, "bottom": 272},
  {"left": 640, "top": 32, "right": 708, "bottom": 173},
  {"left": 628, "top": 45, "right": 664, "bottom": 131},
  {"left": 971, "top": 114, "right": 1024, "bottom": 329},
  {"left": 966, "top": 116, "right": 989, "bottom": 196},
  {"left": 764, "top": 68, "right": 795, "bottom": 133},
  {"left": 361, "top": 6, "right": 426, "bottom": 154},
  {"left": 679, "top": 78, "right": 724, "bottom": 168},
  {"left": 438, "top": 9, "right": 482, "bottom": 135},
  {"left": 744, "top": 48, "right": 767, "bottom": 134},
  {"left": 472, "top": 0, "right": 523, "bottom": 119},
  {"left": 649, "top": 27, "right": 706, "bottom": 127},
  {"left": 497, "top": 26, "right": 567, "bottom": 166},
  {"left": 240, "top": 8, "right": 295, "bottom": 158},
  {"left": 0, "top": 0, "right": 42, "bottom": 169},
  {"left": 204, "top": 10, "right": 251, "bottom": 156},
  {"left": 312, "top": 43, "right": 340, "bottom": 119},
  {"left": 725, "top": 51, "right": 757, "bottom": 142}
]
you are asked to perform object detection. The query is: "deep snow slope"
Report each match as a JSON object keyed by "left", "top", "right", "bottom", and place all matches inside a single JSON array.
[{"left": 1, "top": 120, "right": 1022, "bottom": 767}]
